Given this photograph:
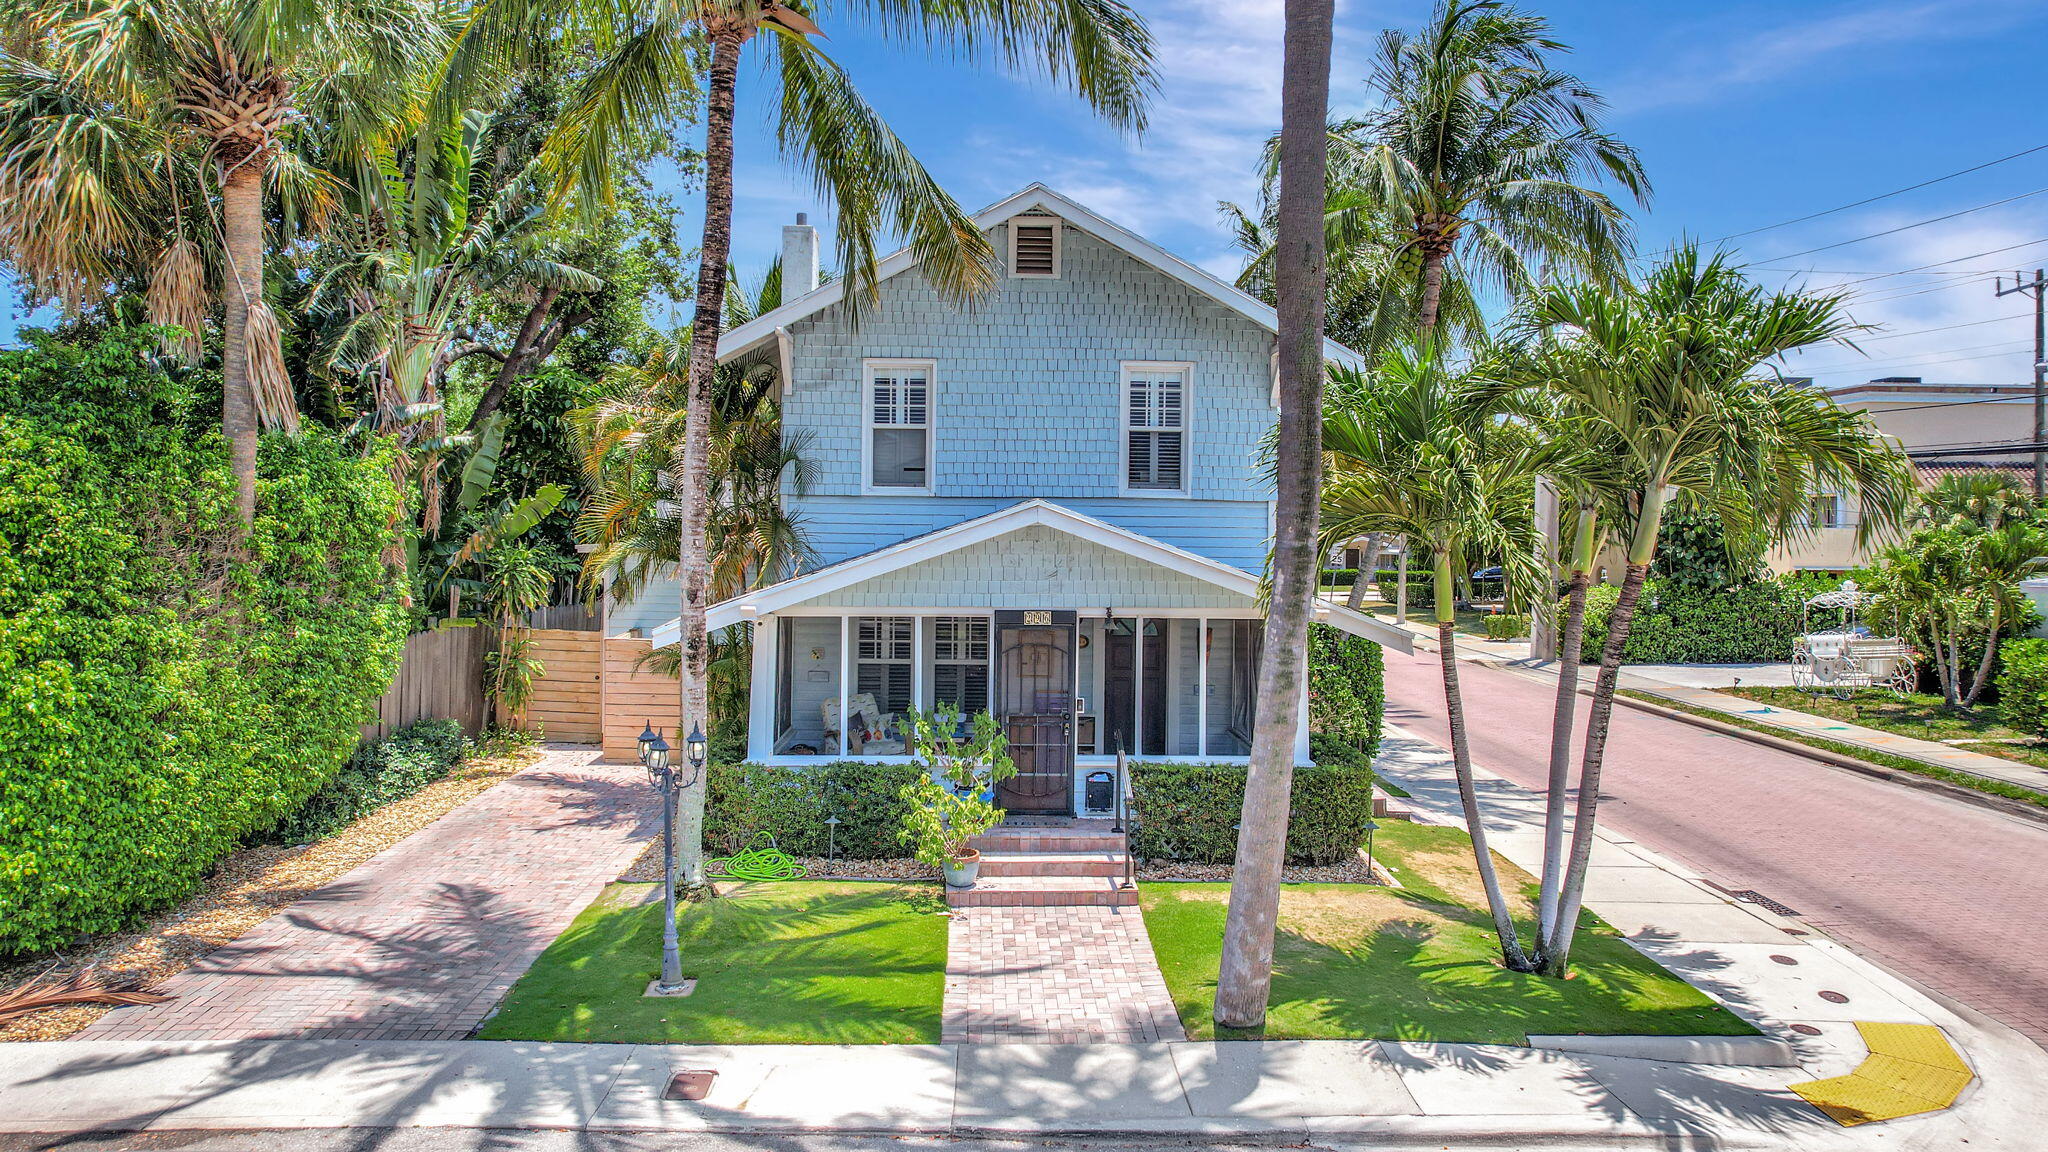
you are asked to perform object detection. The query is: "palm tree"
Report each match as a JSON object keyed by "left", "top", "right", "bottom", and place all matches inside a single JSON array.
[
  {"left": 446, "top": 0, "right": 1153, "bottom": 891},
  {"left": 1211, "top": 0, "right": 1338, "bottom": 1030},
  {"left": 1317, "top": 345, "right": 1544, "bottom": 971},
  {"left": 1519, "top": 245, "right": 1917, "bottom": 975},
  {"left": 1334, "top": 0, "right": 1647, "bottom": 338},
  {"left": 0, "top": 0, "right": 447, "bottom": 524},
  {"left": 1917, "top": 471, "right": 2035, "bottom": 531}
]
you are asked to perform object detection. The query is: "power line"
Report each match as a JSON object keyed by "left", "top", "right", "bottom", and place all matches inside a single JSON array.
[
  {"left": 1858, "top": 311, "right": 2032, "bottom": 341},
  {"left": 1748, "top": 187, "right": 2048, "bottom": 265},
  {"left": 1792, "top": 342, "right": 2032, "bottom": 375},
  {"left": 1810, "top": 392, "right": 2041, "bottom": 415},
  {"left": 1706, "top": 143, "right": 2048, "bottom": 246}
]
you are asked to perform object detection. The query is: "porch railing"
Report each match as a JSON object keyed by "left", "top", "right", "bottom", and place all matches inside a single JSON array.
[{"left": 1113, "top": 749, "right": 1136, "bottom": 891}]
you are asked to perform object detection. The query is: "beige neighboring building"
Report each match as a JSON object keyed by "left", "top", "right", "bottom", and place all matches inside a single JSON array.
[{"left": 1766, "top": 377, "right": 2038, "bottom": 575}]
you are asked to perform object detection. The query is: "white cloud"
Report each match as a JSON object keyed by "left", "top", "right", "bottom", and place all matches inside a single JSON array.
[
  {"left": 1765, "top": 210, "right": 2046, "bottom": 392},
  {"left": 1613, "top": 0, "right": 2035, "bottom": 112}
]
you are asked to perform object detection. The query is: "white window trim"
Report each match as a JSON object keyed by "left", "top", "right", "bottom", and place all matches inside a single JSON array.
[
  {"left": 1007, "top": 217, "right": 1062, "bottom": 279},
  {"left": 861, "top": 358, "right": 936, "bottom": 495},
  {"left": 1118, "top": 360, "right": 1194, "bottom": 498}
]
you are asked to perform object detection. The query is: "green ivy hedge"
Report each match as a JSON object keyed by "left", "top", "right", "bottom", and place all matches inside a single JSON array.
[
  {"left": 1127, "top": 761, "right": 1377, "bottom": 865},
  {"left": 1996, "top": 639, "right": 2048, "bottom": 736},
  {"left": 1307, "top": 622, "right": 1384, "bottom": 765},
  {"left": 273, "top": 721, "right": 470, "bottom": 843},
  {"left": 0, "top": 331, "right": 409, "bottom": 954},
  {"left": 704, "top": 761, "right": 927, "bottom": 858}
]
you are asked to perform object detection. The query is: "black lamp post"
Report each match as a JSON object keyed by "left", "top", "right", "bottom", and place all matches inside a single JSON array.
[
  {"left": 641, "top": 729, "right": 687, "bottom": 994},
  {"left": 684, "top": 724, "right": 708, "bottom": 786},
  {"left": 1364, "top": 819, "right": 1381, "bottom": 882}
]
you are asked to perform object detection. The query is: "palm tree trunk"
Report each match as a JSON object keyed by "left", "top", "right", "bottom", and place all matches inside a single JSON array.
[
  {"left": 1434, "top": 557, "right": 1533, "bottom": 971},
  {"left": 1536, "top": 564, "right": 1591, "bottom": 943},
  {"left": 1965, "top": 603, "right": 2001, "bottom": 705},
  {"left": 1417, "top": 248, "right": 1447, "bottom": 340},
  {"left": 1541, "top": 559, "right": 1648, "bottom": 975},
  {"left": 1345, "top": 534, "right": 1380, "bottom": 609},
  {"left": 219, "top": 161, "right": 264, "bottom": 526},
  {"left": 1214, "top": 0, "right": 1335, "bottom": 1031},
  {"left": 670, "top": 28, "right": 745, "bottom": 890}
]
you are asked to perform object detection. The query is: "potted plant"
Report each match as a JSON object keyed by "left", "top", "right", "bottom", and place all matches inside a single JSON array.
[{"left": 900, "top": 705, "right": 1015, "bottom": 888}]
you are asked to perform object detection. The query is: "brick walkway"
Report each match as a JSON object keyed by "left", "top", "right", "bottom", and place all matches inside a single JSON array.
[
  {"left": 79, "top": 746, "right": 652, "bottom": 1041},
  {"left": 942, "top": 906, "right": 1185, "bottom": 1044}
]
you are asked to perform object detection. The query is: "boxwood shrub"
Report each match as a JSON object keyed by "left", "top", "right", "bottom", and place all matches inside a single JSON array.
[
  {"left": 1127, "top": 761, "right": 1376, "bottom": 865},
  {"left": 1483, "top": 613, "right": 1531, "bottom": 641},
  {"left": 1577, "top": 577, "right": 1819, "bottom": 664},
  {"left": 0, "top": 330, "right": 409, "bottom": 953},
  {"left": 704, "top": 761, "right": 928, "bottom": 858},
  {"left": 273, "top": 720, "right": 470, "bottom": 843}
]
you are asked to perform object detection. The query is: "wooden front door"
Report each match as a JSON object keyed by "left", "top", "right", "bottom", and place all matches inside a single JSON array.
[{"left": 993, "top": 612, "right": 1076, "bottom": 815}]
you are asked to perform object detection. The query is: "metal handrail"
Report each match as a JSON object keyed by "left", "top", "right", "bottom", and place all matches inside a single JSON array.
[{"left": 1113, "top": 750, "right": 1135, "bottom": 890}]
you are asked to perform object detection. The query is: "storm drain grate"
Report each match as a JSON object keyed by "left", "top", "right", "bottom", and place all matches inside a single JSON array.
[{"left": 1731, "top": 889, "right": 1801, "bottom": 917}]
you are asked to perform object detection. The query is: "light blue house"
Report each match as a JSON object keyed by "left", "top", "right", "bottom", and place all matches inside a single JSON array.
[{"left": 635, "top": 184, "right": 1408, "bottom": 816}]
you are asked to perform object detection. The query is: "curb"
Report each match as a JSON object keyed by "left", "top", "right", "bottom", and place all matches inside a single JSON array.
[
  {"left": 1608, "top": 689, "right": 2048, "bottom": 829},
  {"left": 1526, "top": 1033, "right": 1800, "bottom": 1067}
]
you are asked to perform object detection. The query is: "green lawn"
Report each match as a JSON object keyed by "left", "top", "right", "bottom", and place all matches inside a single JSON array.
[
  {"left": 476, "top": 880, "right": 948, "bottom": 1044},
  {"left": 1140, "top": 821, "right": 1756, "bottom": 1044},
  {"left": 1724, "top": 686, "right": 2048, "bottom": 773}
]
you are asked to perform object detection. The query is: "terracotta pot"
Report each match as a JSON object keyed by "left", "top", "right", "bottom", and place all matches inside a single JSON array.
[{"left": 942, "top": 847, "right": 982, "bottom": 889}]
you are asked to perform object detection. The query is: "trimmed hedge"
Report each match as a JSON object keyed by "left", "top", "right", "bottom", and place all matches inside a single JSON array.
[
  {"left": 0, "top": 330, "right": 409, "bottom": 953},
  {"left": 273, "top": 721, "right": 470, "bottom": 843},
  {"left": 1996, "top": 638, "right": 2048, "bottom": 736},
  {"left": 704, "top": 761, "right": 927, "bottom": 858},
  {"left": 1577, "top": 578, "right": 1817, "bottom": 664},
  {"left": 1128, "top": 761, "right": 1376, "bottom": 865},
  {"left": 1483, "top": 614, "right": 1531, "bottom": 641},
  {"left": 1307, "top": 622, "right": 1384, "bottom": 765}
]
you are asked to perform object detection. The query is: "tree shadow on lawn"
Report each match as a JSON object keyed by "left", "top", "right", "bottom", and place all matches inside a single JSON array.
[{"left": 476, "top": 881, "right": 949, "bottom": 1045}]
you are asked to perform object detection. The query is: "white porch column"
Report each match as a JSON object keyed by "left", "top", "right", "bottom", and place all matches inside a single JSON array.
[
  {"left": 749, "top": 615, "right": 777, "bottom": 761},
  {"left": 912, "top": 615, "right": 926, "bottom": 715},
  {"left": 1133, "top": 618, "right": 1146, "bottom": 758},
  {"left": 1196, "top": 617, "right": 1208, "bottom": 758},
  {"left": 838, "top": 614, "right": 851, "bottom": 757},
  {"left": 1294, "top": 675, "right": 1313, "bottom": 765}
]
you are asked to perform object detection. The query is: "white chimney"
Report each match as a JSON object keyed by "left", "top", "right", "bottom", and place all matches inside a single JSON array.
[{"left": 781, "top": 212, "right": 819, "bottom": 298}]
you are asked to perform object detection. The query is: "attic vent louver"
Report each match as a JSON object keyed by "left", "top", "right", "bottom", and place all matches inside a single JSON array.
[{"left": 1010, "top": 217, "right": 1059, "bottom": 278}]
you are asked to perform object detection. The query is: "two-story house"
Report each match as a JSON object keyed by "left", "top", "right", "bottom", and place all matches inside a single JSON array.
[{"left": 621, "top": 184, "right": 1407, "bottom": 817}]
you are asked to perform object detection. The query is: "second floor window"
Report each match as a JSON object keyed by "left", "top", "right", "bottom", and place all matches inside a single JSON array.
[
  {"left": 866, "top": 361, "right": 932, "bottom": 491},
  {"left": 1124, "top": 363, "right": 1189, "bottom": 493}
]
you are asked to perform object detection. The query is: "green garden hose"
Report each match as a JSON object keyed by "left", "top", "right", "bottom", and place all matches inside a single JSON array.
[{"left": 708, "top": 832, "right": 809, "bottom": 881}]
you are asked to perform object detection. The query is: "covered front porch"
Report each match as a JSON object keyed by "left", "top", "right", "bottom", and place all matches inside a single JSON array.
[{"left": 652, "top": 500, "right": 1410, "bottom": 817}]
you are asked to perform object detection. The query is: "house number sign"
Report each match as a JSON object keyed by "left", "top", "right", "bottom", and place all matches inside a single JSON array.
[{"left": 1021, "top": 610, "right": 1053, "bottom": 625}]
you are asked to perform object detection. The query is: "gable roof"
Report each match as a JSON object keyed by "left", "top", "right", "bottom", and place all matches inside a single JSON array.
[
  {"left": 646, "top": 499, "right": 1412, "bottom": 652},
  {"left": 715, "top": 183, "right": 1368, "bottom": 370}
]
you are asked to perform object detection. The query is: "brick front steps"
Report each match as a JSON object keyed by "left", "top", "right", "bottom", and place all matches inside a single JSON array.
[{"left": 952, "top": 820, "right": 1134, "bottom": 908}]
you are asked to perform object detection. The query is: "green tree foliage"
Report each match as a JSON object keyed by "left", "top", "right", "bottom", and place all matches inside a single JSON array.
[
  {"left": 0, "top": 331, "right": 408, "bottom": 952},
  {"left": 1650, "top": 507, "right": 1766, "bottom": 594},
  {"left": 1995, "top": 638, "right": 2048, "bottom": 736},
  {"left": 1577, "top": 577, "right": 1822, "bottom": 664}
]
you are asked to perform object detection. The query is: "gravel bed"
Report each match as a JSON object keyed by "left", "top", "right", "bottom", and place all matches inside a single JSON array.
[{"left": 0, "top": 739, "right": 546, "bottom": 1042}]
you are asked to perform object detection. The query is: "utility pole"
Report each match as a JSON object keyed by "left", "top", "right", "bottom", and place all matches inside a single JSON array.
[{"left": 1995, "top": 268, "right": 2047, "bottom": 498}]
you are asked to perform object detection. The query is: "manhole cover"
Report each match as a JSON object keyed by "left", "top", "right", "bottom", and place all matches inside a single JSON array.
[
  {"left": 1731, "top": 889, "right": 1800, "bottom": 917},
  {"left": 1769, "top": 954, "right": 1799, "bottom": 965},
  {"left": 1791, "top": 1024, "right": 1823, "bottom": 1036},
  {"left": 1819, "top": 990, "right": 1850, "bottom": 1004}
]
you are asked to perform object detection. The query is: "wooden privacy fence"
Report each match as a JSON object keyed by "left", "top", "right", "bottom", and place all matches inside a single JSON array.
[
  {"left": 361, "top": 626, "right": 492, "bottom": 743},
  {"left": 516, "top": 630, "right": 677, "bottom": 760}
]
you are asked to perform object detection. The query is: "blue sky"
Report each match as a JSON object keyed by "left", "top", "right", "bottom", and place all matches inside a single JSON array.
[{"left": 11, "top": 0, "right": 2048, "bottom": 395}]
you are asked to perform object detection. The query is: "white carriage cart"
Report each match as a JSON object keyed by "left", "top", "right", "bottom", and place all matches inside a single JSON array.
[{"left": 1791, "top": 580, "right": 1916, "bottom": 698}]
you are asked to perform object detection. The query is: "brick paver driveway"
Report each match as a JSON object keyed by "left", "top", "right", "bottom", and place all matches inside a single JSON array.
[
  {"left": 80, "top": 746, "right": 652, "bottom": 1041},
  {"left": 1383, "top": 646, "right": 2048, "bottom": 1049}
]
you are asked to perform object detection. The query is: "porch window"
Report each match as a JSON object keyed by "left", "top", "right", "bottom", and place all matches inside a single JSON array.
[
  {"left": 1204, "top": 620, "right": 1260, "bottom": 756},
  {"left": 772, "top": 616, "right": 842, "bottom": 755},
  {"left": 855, "top": 617, "right": 914, "bottom": 715},
  {"left": 866, "top": 360, "right": 931, "bottom": 491},
  {"left": 1124, "top": 363, "right": 1188, "bottom": 493},
  {"left": 930, "top": 616, "right": 990, "bottom": 714}
]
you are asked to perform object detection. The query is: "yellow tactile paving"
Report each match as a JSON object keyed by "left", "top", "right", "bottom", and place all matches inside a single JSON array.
[{"left": 1789, "top": 1022, "right": 1976, "bottom": 1126}]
